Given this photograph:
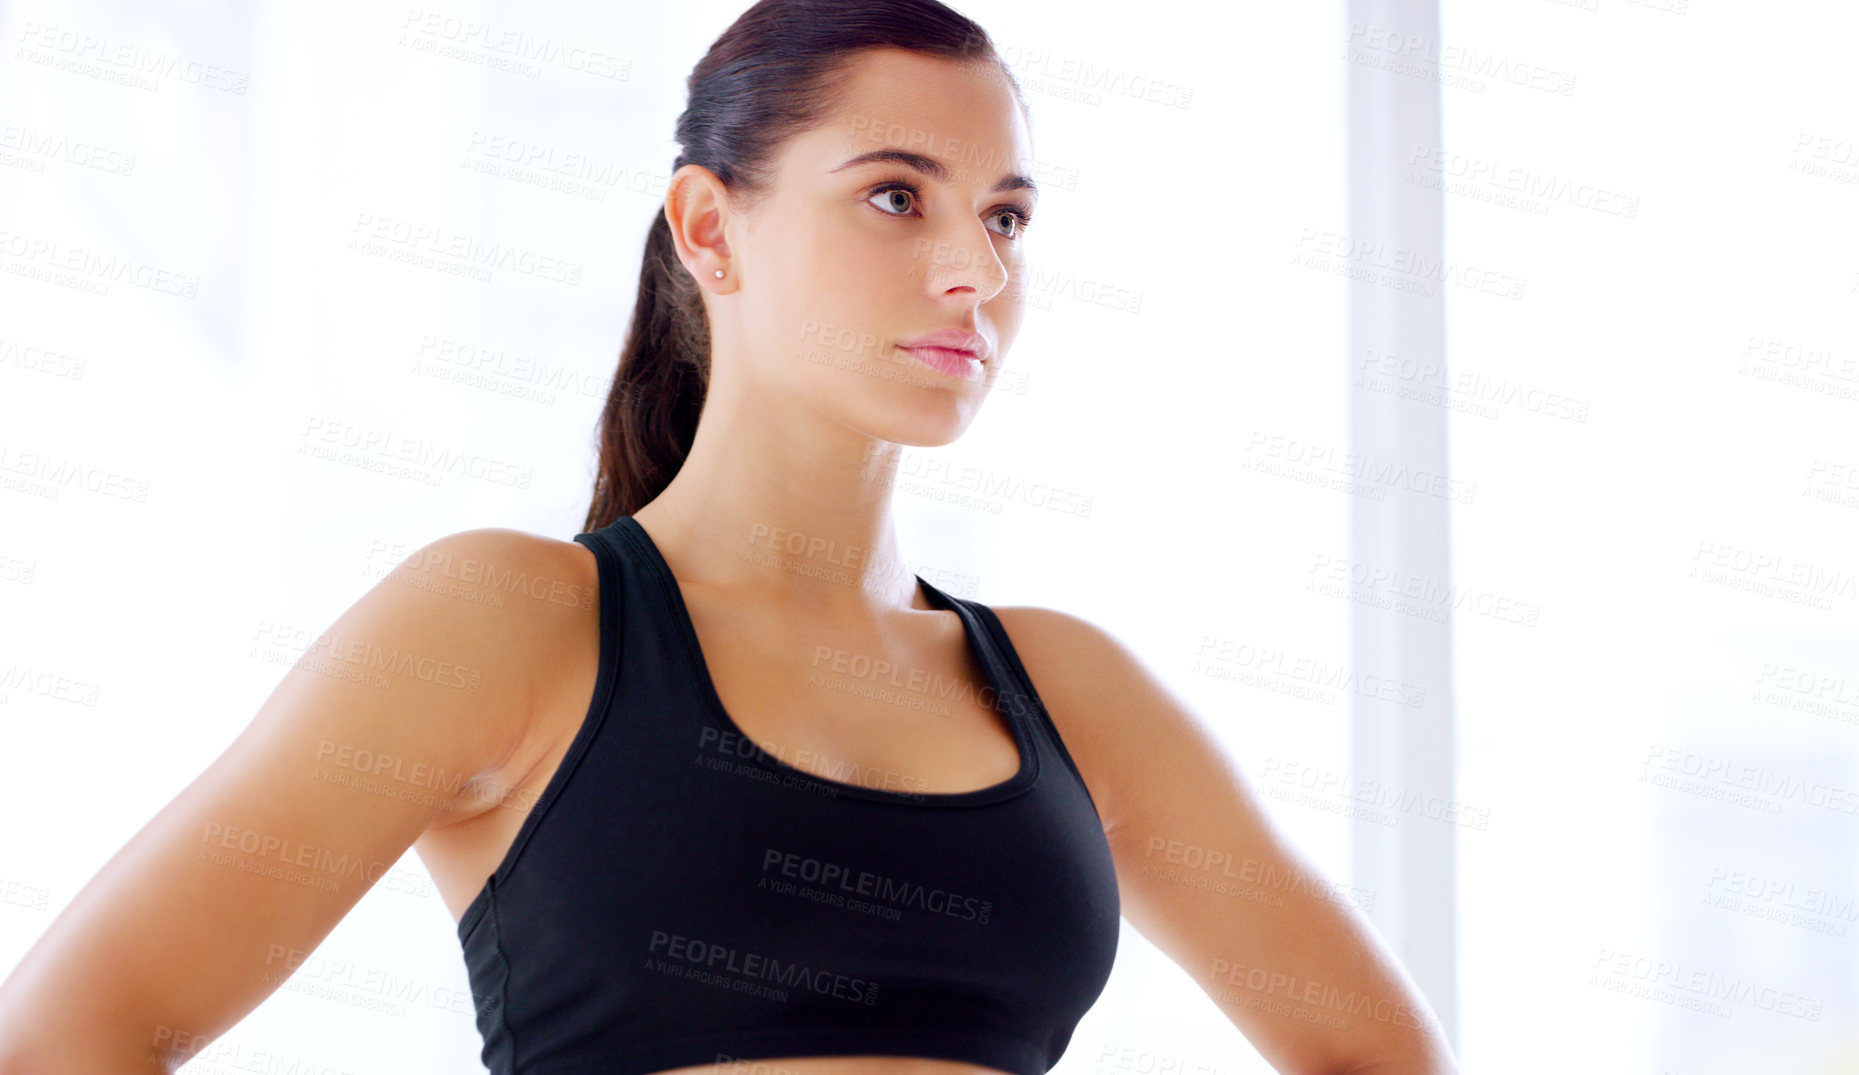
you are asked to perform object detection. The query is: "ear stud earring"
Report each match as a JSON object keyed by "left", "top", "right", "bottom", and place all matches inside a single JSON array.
[{"left": 714, "top": 269, "right": 724, "bottom": 278}]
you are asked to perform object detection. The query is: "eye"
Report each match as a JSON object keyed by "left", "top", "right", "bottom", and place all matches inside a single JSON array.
[
  {"left": 865, "top": 180, "right": 1034, "bottom": 241},
  {"left": 989, "top": 206, "right": 1034, "bottom": 240},
  {"left": 867, "top": 184, "right": 917, "bottom": 217}
]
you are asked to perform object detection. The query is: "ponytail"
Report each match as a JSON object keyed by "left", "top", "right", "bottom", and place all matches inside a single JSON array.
[{"left": 583, "top": 206, "right": 711, "bottom": 532}]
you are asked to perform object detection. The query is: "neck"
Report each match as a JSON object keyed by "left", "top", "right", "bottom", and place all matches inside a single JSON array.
[{"left": 627, "top": 378, "right": 927, "bottom": 618}]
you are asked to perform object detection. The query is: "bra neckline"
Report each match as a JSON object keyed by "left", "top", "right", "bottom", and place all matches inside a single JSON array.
[{"left": 613, "top": 515, "right": 1039, "bottom": 807}]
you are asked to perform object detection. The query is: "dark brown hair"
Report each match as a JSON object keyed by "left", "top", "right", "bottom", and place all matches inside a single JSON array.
[{"left": 582, "top": 0, "right": 1025, "bottom": 533}]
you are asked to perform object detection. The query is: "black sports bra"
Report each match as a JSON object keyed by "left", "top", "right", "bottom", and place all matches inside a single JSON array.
[{"left": 456, "top": 516, "right": 1121, "bottom": 1074}]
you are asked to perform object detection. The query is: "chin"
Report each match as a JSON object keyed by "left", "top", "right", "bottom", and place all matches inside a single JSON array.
[{"left": 851, "top": 395, "right": 977, "bottom": 452}]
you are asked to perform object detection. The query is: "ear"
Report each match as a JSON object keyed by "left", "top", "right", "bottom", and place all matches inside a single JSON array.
[{"left": 665, "top": 163, "right": 734, "bottom": 292}]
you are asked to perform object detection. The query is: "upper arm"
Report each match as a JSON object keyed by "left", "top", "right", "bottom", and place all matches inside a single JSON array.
[
  {"left": 0, "top": 527, "right": 572, "bottom": 1070},
  {"left": 996, "top": 606, "right": 1455, "bottom": 1075}
]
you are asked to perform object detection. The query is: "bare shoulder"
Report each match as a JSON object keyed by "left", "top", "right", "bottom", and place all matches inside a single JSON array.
[
  {"left": 407, "top": 525, "right": 600, "bottom": 624},
  {"left": 991, "top": 605, "right": 1221, "bottom": 840},
  {"left": 393, "top": 526, "right": 602, "bottom": 786},
  {"left": 0, "top": 526, "right": 600, "bottom": 1066},
  {"left": 408, "top": 525, "right": 597, "bottom": 598},
  {"left": 996, "top": 604, "right": 1456, "bottom": 1071}
]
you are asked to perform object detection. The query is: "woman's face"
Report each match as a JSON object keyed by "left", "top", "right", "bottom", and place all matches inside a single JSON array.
[{"left": 697, "top": 48, "right": 1037, "bottom": 449}]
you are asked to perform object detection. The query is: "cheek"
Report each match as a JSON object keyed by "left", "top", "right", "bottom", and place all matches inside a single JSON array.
[
  {"left": 756, "top": 222, "right": 893, "bottom": 374},
  {"left": 750, "top": 220, "right": 841, "bottom": 333},
  {"left": 781, "top": 214, "right": 896, "bottom": 303},
  {"left": 992, "top": 265, "right": 1028, "bottom": 339},
  {"left": 787, "top": 221, "right": 907, "bottom": 340}
]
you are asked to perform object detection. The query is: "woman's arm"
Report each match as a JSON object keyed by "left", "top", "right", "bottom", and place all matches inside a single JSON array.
[
  {"left": 0, "top": 529, "right": 559, "bottom": 1072},
  {"left": 995, "top": 607, "right": 1459, "bottom": 1075}
]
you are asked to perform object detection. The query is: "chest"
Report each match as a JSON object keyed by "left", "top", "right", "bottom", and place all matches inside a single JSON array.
[{"left": 680, "top": 589, "right": 1028, "bottom": 798}]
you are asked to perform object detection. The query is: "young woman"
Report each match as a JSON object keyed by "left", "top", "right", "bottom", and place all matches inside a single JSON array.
[{"left": 0, "top": 2, "right": 1458, "bottom": 1073}]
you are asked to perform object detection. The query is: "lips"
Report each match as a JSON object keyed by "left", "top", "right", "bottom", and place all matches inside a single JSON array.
[{"left": 896, "top": 328, "right": 991, "bottom": 364}]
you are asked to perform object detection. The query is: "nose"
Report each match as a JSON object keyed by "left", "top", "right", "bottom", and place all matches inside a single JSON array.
[{"left": 918, "top": 220, "right": 1008, "bottom": 303}]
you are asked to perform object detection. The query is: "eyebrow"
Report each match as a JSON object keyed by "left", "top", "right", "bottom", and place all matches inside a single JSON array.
[{"left": 829, "top": 149, "right": 1038, "bottom": 197}]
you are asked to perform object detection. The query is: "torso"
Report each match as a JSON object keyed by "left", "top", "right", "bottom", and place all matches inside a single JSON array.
[{"left": 412, "top": 526, "right": 1109, "bottom": 1075}]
